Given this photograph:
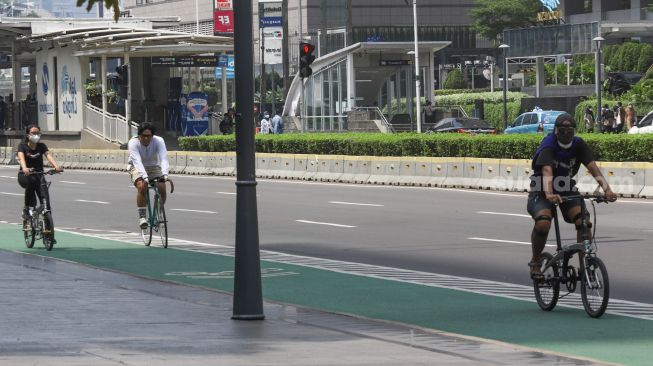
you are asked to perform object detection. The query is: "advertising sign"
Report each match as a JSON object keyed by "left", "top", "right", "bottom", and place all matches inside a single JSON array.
[
  {"left": 214, "top": 10, "right": 234, "bottom": 33},
  {"left": 262, "top": 2, "right": 282, "bottom": 17},
  {"left": 182, "top": 92, "right": 209, "bottom": 136},
  {"left": 215, "top": 0, "right": 232, "bottom": 9},
  {"left": 259, "top": 16, "right": 282, "bottom": 28},
  {"left": 264, "top": 35, "right": 283, "bottom": 65},
  {"left": 215, "top": 55, "right": 235, "bottom": 79},
  {"left": 151, "top": 55, "right": 218, "bottom": 67}
]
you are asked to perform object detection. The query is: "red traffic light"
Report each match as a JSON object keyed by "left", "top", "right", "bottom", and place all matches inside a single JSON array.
[{"left": 301, "top": 42, "right": 315, "bottom": 55}]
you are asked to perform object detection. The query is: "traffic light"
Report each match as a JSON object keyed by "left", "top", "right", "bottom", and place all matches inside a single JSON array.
[
  {"left": 116, "top": 64, "right": 129, "bottom": 98},
  {"left": 299, "top": 42, "right": 316, "bottom": 79}
]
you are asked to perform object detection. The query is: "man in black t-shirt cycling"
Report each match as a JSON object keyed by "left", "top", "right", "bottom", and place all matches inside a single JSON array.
[{"left": 527, "top": 114, "right": 617, "bottom": 279}]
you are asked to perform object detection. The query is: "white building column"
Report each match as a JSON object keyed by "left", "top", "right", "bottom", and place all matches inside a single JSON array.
[
  {"left": 11, "top": 44, "right": 21, "bottom": 102},
  {"left": 101, "top": 55, "right": 107, "bottom": 136},
  {"left": 428, "top": 49, "right": 435, "bottom": 103},
  {"left": 346, "top": 53, "right": 355, "bottom": 110},
  {"left": 535, "top": 56, "right": 545, "bottom": 98},
  {"left": 125, "top": 53, "right": 131, "bottom": 124}
]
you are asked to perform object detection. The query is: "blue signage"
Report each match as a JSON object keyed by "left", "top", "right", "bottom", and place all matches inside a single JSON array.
[
  {"left": 540, "top": 0, "right": 559, "bottom": 11},
  {"left": 259, "top": 16, "right": 282, "bottom": 28},
  {"left": 215, "top": 55, "right": 235, "bottom": 80}
]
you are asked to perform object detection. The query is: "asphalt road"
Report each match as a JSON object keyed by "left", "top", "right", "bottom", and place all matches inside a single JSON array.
[{"left": 1, "top": 165, "right": 651, "bottom": 304}]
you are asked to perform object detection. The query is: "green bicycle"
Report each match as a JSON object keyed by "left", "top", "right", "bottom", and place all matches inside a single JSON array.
[{"left": 141, "top": 176, "right": 173, "bottom": 248}]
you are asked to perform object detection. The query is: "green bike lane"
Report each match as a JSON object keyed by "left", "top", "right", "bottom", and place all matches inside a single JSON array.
[{"left": 1, "top": 223, "right": 651, "bottom": 366}]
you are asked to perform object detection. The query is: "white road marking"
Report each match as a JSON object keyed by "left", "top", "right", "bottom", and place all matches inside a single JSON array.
[
  {"left": 61, "top": 181, "right": 86, "bottom": 185},
  {"left": 75, "top": 199, "right": 111, "bottom": 205},
  {"left": 329, "top": 201, "right": 384, "bottom": 207},
  {"left": 80, "top": 228, "right": 104, "bottom": 232},
  {"left": 296, "top": 220, "right": 356, "bottom": 228},
  {"left": 171, "top": 209, "right": 217, "bottom": 214},
  {"left": 0, "top": 175, "right": 14, "bottom": 179},
  {"left": 216, "top": 191, "right": 237, "bottom": 195},
  {"left": 0, "top": 192, "right": 22, "bottom": 196},
  {"left": 468, "top": 237, "right": 556, "bottom": 248},
  {"left": 477, "top": 211, "right": 531, "bottom": 218}
]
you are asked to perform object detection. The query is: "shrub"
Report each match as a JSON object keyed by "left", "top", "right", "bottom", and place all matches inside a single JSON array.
[{"left": 443, "top": 69, "right": 467, "bottom": 89}]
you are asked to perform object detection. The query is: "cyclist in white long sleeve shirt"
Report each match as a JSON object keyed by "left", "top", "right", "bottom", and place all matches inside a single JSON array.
[{"left": 128, "top": 123, "right": 170, "bottom": 229}]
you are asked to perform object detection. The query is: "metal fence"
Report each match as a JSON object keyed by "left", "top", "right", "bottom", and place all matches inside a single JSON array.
[{"left": 84, "top": 103, "right": 137, "bottom": 144}]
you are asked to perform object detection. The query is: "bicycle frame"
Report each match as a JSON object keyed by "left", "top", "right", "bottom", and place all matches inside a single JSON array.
[{"left": 144, "top": 179, "right": 163, "bottom": 228}]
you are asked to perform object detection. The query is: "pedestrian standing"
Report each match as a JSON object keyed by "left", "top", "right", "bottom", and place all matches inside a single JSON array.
[
  {"left": 260, "top": 112, "right": 272, "bottom": 134},
  {"left": 625, "top": 102, "right": 636, "bottom": 131},
  {"left": 271, "top": 110, "right": 283, "bottom": 134},
  {"left": 615, "top": 102, "right": 625, "bottom": 133},
  {"left": 584, "top": 107, "right": 595, "bottom": 133}
]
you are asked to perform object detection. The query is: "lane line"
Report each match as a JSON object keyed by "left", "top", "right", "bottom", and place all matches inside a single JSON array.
[
  {"left": 477, "top": 211, "right": 531, "bottom": 218},
  {"left": 296, "top": 219, "right": 356, "bottom": 228},
  {"left": 468, "top": 237, "right": 556, "bottom": 248},
  {"left": 0, "top": 175, "right": 14, "bottom": 179},
  {"left": 0, "top": 192, "right": 22, "bottom": 196},
  {"left": 329, "top": 201, "right": 384, "bottom": 207},
  {"left": 75, "top": 199, "right": 111, "bottom": 205},
  {"left": 60, "top": 181, "right": 86, "bottom": 185},
  {"left": 216, "top": 191, "right": 236, "bottom": 195},
  {"left": 171, "top": 209, "right": 217, "bottom": 214}
]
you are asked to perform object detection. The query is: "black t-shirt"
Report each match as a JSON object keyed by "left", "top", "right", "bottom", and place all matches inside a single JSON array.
[
  {"left": 534, "top": 139, "right": 594, "bottom": 174},
  {"left": 17, "top": 142, "right": 49, "bottom": 172}
]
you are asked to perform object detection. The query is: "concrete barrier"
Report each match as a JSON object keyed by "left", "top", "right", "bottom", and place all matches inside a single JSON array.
[
  {"left": 303, "top": 155, "right": 320, "bottom": 181},
  {"left": 396, "top": 157, "right": 431, "bottom": 186},
  {"left": 50, "top": 149, "right": 67, "bottom": 169},
  {"left": 339, "top": 157, "right": 372, "bottom": 184},
  {"left": 170, "top": 152, "right": 187, "bottom": 174},
  {"left": 427, "top": 158, "right": 448, "bottom": 187},
  {"left": 477, "top": 159, "right": 502, "bottom": 190},
  {"left": 574, "top": 164, "right": 599, "bottom": 195},
  {"left": 78, "top": 150, "right": 95, "bottom": 169},
  {"left": 367, "top": 157, "right": 401, "bottom": 185},
  {"left": 638, "top": 164, "right": 653, "bottom": 198},
  {"left": 186, "top": 152, "right": 214, "bottom": 175},
  {"left": 314, "top": 155, "right": 344, "bottom": 182},
  {"left": 109, "top": 150, "right": 128, "bottom": 171},
  {"left": 0, "top": 146, "right": 9, "bottom": 164},
  {"left": 255, "top": 153, "right": 274, "bottom": 178},
  {"left": 441, "top": 159, "right": 465, "bottom": 188},
  {"left": 595, "top": 162, "right": 646, "bottom": 198},
  {"left": 287, "top": 154, "right": 309, "bottom": 180},
  {"left": 498, "top": 159, "right": 532, "bottom": 192},
  {"left": 211, "top": 152, "right": 236, "bottom": 176},
  {"left": 268, "top": 154, "right": 295, "bottom": 179}
]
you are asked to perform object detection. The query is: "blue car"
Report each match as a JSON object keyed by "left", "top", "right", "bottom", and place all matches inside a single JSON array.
[{"left": 504, "top": 110, "right": 566, "bottom": 134}]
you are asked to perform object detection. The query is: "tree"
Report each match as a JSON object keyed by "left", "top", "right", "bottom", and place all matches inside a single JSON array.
[
  {"left": 76, "top": 0, "right": 120, "bottom": 21},
  {"left": 443, "top": 69, "right": 467, "bottom": 89},
  {"left": 470, "top": 0, "right": 544, "bottom": 42}
]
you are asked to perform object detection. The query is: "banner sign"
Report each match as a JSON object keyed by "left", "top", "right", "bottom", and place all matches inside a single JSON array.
[
  {"left": 215, "top": 0, "right": 232, "bottom": 9},
  {"left": 151, "top": 55, "right": 218, "bottom": 67},
  {"left": 182, "top": 92, "right": 209, "bottom": 136},
  {"left": 262, "top": 2, "right": 282, "bottom": 16},
  {"left": 260, "top": 16, "right": 282, "bottom": 28},
  {"left": 264, "top": 38, "right": 283, "bottom": 65},
  {"left": 215, "top": 55, "right": 235, "bottom": 79},
  {"left": 379, "top": 60, "right": 412, "bottom": 66},
  {"left": 214, "top": 10, "right": 234, "bottom": 33}
]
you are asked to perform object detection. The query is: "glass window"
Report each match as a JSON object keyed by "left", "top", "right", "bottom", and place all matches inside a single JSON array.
[{"left": 513, "top": 115, "right": 525, "bottom": 126}]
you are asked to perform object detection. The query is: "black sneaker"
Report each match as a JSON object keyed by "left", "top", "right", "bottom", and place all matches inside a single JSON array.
[{"left": 22, "top": 209, "right": 30, "bottom": 221}]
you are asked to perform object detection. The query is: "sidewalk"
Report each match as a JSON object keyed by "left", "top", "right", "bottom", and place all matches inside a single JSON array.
[{"left": 0, "top": 250, "right": 608, "bottom": 366}]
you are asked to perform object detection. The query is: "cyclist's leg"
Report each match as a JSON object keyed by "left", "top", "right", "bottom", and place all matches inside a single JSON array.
[
  {"left": 129, "top": 165, "right": 148, "bottom": 225},
  {"left": 145, "top": 166, "right": 166, "bottom": 204},
  {"left": 561, "top": 198, "right": 590, "bottom": 275},
  {"left": 527, "top": 193, "right": 554, "bottom": 277}
]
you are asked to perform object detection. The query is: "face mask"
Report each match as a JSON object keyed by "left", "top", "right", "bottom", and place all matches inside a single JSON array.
[
  {"left": 556, "top": 127, "right": 574, "bottom": 148},
  {"left": 28, "top": 134, "right": 41, "bottom": 144}
]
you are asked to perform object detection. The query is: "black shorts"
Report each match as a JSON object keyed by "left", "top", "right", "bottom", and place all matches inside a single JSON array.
[{"left": 527, "top": 192, "right": 584, "bottom": 223}]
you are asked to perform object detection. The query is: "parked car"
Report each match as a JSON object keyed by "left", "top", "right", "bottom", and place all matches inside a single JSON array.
[
  {"left": 504, "top": 110, "right": 566, "bottom": 134},
  {"left": 627, "top": 110, "right": 653, "bottom": 134},
  {"left": 604, "top": 72, "right": 643, "bottom": 96},
  {"left": 427, "top": 117, "right": 497, "bottom": 134}
]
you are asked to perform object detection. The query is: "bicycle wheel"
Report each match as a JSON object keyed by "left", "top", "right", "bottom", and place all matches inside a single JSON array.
[
  {"left": 581, "top": 256, "right": 609, "bottom": 318},
  {"left": 23, "top": 218, "right": 35, "bottom": 248},
  {"left": 42, "top": 212, "right": 54, "bottom": 251},
  {"left": 141, "top": 207, "right": 153, "bottom": 246},
  {"left": 157, "top": 201, "right": 168, "bottom": 248},
  {"left": 534, "top": 252, "right": 560, "bottom": 311}
]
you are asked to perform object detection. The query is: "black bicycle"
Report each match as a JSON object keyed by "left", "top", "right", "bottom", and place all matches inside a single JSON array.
[
  {"left": 533, "top": 194, "right": 611, "bottom": 318},
  {"left": 141, "top": 176, "right": 173, "bottom": 248},
  {"left": 23, "top": 169, "right": 62, "bottom": 251}
]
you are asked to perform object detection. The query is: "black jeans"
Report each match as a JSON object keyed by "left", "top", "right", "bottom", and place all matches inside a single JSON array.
[{"left": 17, "top": 172, "right": 43, "bottom": 208}]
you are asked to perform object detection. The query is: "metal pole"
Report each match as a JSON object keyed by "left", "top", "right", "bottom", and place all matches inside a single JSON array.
[
  {"left": 412, "top": 0, "right": 422, "bottom": 133},
  {"left": 503, "top": 56, "right": 508, "bottom": 130},
  {"left": 195, "top": 0, "right": 200, "bottom": 34},
  {"left": 232, "top": 0, "right": 264, "bottom": 320},
  {"left": 595, "top": 40, "right": 602, "bottom": 129},
  {"left": 221, "top": 51, "right": 228, "bottom": 113},
  {"left": 299, "top": 0, "right": 305, "bottom": 129},
  {"left": 490, "top": 63, "right": 494, "bottom": 92}
]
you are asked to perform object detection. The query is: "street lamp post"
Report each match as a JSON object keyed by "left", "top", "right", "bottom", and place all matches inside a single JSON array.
[
  {"left": 593, "top": 36, "right": 605, "bottom": 129},
  {"left": 499, "top": 44, "right": 510, "bottom": 130},
  {"left": 411, "top": 0, "right": 422, "bottom": 133}
]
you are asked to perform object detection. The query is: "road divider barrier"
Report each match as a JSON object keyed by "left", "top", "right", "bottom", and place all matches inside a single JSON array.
[{"left": 5, "top": 149, "right": 652, "bottom": 199}]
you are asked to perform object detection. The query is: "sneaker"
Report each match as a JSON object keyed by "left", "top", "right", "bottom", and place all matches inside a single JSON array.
[
  {"left": 139, "top": 217, "right": 148, "bottom": 230},
  {"left": 22, "top": 209, "right": 31, "bottom": 221}
]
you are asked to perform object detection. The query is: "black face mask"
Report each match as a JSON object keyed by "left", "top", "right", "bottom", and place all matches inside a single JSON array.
[{"left": 556, "top": 127, "right": 575, "bottom": 146}]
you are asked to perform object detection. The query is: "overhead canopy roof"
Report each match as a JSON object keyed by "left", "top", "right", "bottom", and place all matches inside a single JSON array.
[
  {"left": 21, "top": 26, "right": 233, "bottom": 57},
  {"left": 601, "top": 22, "right": 653, "bottom": 38}
]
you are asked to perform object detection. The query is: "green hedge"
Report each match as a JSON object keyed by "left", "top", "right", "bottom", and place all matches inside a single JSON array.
[{"left": 178, "top": 133, "right": 653, "bottom": 162}]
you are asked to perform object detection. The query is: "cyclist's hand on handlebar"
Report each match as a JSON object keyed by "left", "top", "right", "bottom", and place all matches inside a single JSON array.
[
  {"left": 53, "top": 166, "right": 63, "bottom": 173},
  {"left": 22, "top": 167, "right": 31, "bottom": 175},
  {"left": 162, "top": 174, "right": 168, "bottom": 182},
  {"left": 604, "top": 189, "right": 617, "bottom": 202},
  {"left": 545, "top": 192, "right": 562, "bottom": 204}
]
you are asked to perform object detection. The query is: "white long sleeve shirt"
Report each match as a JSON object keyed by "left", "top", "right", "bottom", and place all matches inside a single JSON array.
[{"left": 127, "top": 135, "right": 170, "bottom": 179}]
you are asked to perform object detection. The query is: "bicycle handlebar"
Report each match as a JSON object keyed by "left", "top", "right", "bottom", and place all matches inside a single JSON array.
[
  {"left": 148, "top": 176, "right": 174, "bottom": 194},
  {"left": 559, "top": 194, "right": 611, "bottom": 204},
  {"left": 28, "top": 169, "right": 63, "bottom": 175}
]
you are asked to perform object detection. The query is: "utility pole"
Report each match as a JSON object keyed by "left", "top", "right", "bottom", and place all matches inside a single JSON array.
[{"left": 232, "top": 0, "right": 264, "bottom": 321}]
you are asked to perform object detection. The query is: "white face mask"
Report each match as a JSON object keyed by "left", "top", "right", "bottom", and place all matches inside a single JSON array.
[{"left": 28, "top": 134, "right": 41, "bottom": 144}]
